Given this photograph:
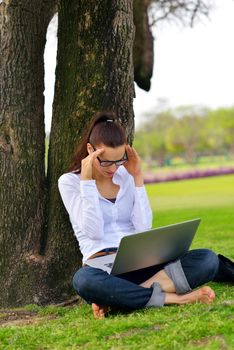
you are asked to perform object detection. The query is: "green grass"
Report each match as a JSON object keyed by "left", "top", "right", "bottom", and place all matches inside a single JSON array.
[
  {"left": 147, "top": 175, "right": 234, "bottom": 256},
  {"left": 1, "top": 175, "right": 234, "bottom": 350}
]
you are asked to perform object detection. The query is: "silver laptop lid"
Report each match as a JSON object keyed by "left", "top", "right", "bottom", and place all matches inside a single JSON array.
[{"left": 111, "top": 218, "right": 201, "bottom": 275}]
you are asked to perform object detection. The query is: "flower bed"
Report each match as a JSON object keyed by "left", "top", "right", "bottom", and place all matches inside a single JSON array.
[{"left": 144, "top": 167, "right": 234, "bottom": 184}]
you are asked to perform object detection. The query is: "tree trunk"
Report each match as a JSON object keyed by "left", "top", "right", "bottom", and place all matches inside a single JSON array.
[
  {"left": 133, "top": 0, "right": 154, "bottom": 91},
  {"left": 0, "top": 0, "right": 57, "bottom": 307},
  {"left": 44, "top": 0, "right": 135, "bottom": 303},
  {"left": 0, "top": 0, "right": 135, "bottom": 306}
]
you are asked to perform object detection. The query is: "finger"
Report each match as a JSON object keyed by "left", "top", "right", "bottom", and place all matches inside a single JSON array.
[
  {"left": 131, "top": 147, "right": 140, "bottom": 158},
  {"left": 126, "top": 145, "right": 137, "bottom": 158},
  {"left": 94, "top": 148, "right": 104, "bottom": 154},
  {"left": 92, "top": 148, "right": 104, "bottom": 159},
  {"left": 125, "top": 145, "right": 134, "bottom": 157}
]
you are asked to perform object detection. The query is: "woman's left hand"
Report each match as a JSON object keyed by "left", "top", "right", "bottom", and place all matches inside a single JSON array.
[{"left": 124, "top": 145, "right": 144, "bottom": 186}]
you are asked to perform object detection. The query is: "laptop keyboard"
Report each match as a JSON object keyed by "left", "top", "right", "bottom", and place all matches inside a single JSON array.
[{"left": 104, "top": 262, "right": 113, "bottom": 268}]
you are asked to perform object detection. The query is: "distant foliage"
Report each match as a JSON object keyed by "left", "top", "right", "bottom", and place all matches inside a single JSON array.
[{"left": 134, "top": 106, "right": 234, "bottom": 165}]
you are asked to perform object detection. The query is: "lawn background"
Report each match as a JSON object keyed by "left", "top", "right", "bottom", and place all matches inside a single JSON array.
[{"left": 0, "top": 174, "right": 234, "bottom": 350}]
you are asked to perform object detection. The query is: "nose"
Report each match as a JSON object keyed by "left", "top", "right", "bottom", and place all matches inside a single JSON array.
[{"left": 108, "top": 163, "right": 117, "bottom": 171}]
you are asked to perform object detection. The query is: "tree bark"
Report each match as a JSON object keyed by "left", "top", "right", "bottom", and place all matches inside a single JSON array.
[
  {"left": 133, "top": 0, "right": 154, "bottom": 91},
  {"left": 0, "top": 0, "right": 57, "bottom": 307},
  {"left": 43, "top": 0, "right": 135, "bottom": 303}
]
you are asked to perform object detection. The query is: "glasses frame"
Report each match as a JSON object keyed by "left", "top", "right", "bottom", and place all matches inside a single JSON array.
[{"left": 90, "top": 144, "right": 128, "bottom": 167}]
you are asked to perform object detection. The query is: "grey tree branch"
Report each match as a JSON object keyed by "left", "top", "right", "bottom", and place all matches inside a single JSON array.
[{"left": 149, "top": 0, "right": 213, "bottom": 27}]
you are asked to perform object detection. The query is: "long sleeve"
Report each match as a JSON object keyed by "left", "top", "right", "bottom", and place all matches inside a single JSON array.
[
  {"left": 131, "top": 186, "right": 153, "bottom": 232},
  {"left": 58, "top": 173, "right": 104, "bottom": 240}
]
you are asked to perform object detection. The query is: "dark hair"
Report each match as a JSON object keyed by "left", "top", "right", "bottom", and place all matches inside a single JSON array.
[{"left": 68, "top": 111, "right": 127, "bottom": 172}]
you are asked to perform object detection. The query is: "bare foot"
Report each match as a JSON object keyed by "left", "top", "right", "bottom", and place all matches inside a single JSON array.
[
  {"left": 165, "top": 286, "right": 215, "bottom": 305},
  {"left": 182, "top": 286, "right": 215, "bottom": 304},
  {"left": 92, "top": 303, "right": 109, "bottom": 319}
]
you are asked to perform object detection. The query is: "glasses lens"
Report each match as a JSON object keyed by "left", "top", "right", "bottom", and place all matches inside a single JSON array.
[
  {"left": 115, "top": 159, "right": 127, "bottom": 166},
  {"left": 100, "top": 161, "right": 113, "bottom": 167}
]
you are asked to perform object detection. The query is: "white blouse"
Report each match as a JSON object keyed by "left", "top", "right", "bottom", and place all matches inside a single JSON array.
[{"left": 58, "top": 166, "right": 152, "bottom": 262}]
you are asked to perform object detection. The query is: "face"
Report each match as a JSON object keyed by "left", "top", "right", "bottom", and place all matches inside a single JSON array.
[{"left": 87, "top": 143, "right": 127, "bottom": 178}]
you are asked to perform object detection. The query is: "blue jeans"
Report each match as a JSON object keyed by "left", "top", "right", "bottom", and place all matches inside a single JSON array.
[{"left": 72, "top": 249, "right": 219, "bottom": 310}]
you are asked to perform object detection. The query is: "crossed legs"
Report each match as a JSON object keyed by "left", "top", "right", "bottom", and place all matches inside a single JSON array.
[
  {"left": 140, "top": 269, "right": 215, "bottom": 306},
  {"left": 73, "top": 249, "right": 219, "bottom": 319},
  {"left": 92, "top": 270, "right": 215, "bottom": 319}
]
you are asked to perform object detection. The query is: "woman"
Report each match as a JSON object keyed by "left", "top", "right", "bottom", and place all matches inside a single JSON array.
[{"left": 58, "top": 111, "right": 219, "bottom": 319}]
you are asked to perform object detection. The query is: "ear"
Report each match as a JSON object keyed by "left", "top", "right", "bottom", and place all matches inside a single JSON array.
[{"left": 87, "top": 143, "right": 94, "bottom": 155}]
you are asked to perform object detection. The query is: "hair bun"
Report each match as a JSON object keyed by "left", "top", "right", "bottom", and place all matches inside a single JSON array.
[{"left": 93, "top": 112, "right": 117, "bottom": 126}]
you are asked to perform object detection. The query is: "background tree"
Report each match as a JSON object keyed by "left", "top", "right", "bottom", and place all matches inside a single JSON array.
[
  {"left": 134, "top": 105, "right": 234, "bottom": 163},
  {"left": 206, "top": 108, "right": 234, "bottom": 155},
  {"left": 134, "top": 111, "right": 175, "bottom": 165},
  {"left": 133, "top": 0, "right": 154, "bottom": 91},
  {"left": 149, "top": 0, "right": 212, "bottom": 26}
]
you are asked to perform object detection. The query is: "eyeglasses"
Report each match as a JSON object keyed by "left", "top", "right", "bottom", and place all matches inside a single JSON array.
[{"left": 91, "top": 145, "right": 128, "bottom": 167}]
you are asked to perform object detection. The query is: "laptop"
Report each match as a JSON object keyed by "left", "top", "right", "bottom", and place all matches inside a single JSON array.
[{"left": 84, "top": 218, "right": 201, "bottom": 275}]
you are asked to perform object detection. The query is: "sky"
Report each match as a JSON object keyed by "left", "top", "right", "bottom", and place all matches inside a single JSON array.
[
  {"left": 44, "top": 0, "right": 234, "bottom": 132},
  {"left": 133, "top": 0, "right": 234, "bottom": 127}
]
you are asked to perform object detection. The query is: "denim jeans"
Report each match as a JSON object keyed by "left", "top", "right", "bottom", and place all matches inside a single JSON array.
[{"left": 72, "top": 249, "right": 219, "bottom": 310}]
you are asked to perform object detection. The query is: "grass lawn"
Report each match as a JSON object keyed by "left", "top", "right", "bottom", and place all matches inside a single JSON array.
[{"left": 0, "top": 175, "right": 234, "bottom": 350}]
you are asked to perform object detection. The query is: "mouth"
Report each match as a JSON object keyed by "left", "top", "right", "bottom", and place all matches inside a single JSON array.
[{"left": 105, "top": 171, "right": 115, "bottom": 176}]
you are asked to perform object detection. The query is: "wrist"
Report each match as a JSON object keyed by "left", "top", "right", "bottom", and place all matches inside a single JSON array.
[
  {"left": 80, "top": 174, "right": 93, "bottom": 181},
  {"left": 134, "top": 173, "right": 144, "bottom": 187}
]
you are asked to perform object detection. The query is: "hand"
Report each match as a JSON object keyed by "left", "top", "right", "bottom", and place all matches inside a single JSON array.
[
  {"left": 124, "top": 145, "right": 144, "bottom": 186},
  {"left": 80, "top": 148, "right": 104, "bottom": 180}
]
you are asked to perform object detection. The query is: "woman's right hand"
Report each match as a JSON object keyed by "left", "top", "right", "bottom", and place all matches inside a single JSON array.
[{"left": 80, "top": 148, "right": 104, "bottom": 180}]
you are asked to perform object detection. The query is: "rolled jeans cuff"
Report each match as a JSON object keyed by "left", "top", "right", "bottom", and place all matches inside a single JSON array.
[
  {"left": 165, "top": 260, "right": 192, "bottom": 295},
  {"left": 145, "top": 282, "right": 165, "bottom": 308}
]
